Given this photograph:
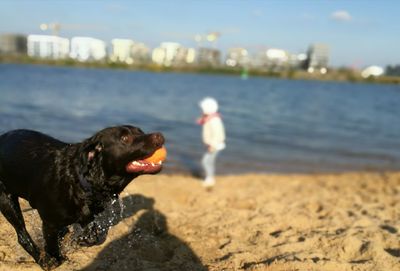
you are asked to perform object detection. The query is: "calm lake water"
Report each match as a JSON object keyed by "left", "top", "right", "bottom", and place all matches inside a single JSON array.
[{"left": 1, "top": 63, "right": 400, "bottom": 174}]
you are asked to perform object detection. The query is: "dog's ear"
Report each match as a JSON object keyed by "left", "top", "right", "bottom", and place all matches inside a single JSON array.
[
  {"left": 80, "top": 139, "right": 103, "bottom": 175},
  {"left": 86, "top": 144, "right": 103, "bottom": 162}
]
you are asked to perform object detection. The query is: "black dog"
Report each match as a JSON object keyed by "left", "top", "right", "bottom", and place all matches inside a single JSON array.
[{"left": 0, "top": 125, "right": 165, "bottom": 270}]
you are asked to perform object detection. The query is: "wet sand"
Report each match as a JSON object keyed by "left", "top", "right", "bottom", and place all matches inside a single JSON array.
[{"left": 0, "top": 172, "right": 399, "bottom": 271}]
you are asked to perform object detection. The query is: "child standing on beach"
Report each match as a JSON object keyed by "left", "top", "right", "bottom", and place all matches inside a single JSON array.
[{"left": 197, "top": 97, "right": 226, "bottom": 187}]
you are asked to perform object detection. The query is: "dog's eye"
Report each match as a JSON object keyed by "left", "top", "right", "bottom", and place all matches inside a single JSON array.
[{"left": 121, "top": 135, "right": 131, "bottom": 143}]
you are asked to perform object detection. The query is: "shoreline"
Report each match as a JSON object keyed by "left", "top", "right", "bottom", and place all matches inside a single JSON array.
[
  {"left": 1, "top": 55, "right": 400, "bottom": 85},
  {"left": 0, "top": 171, "right": 399, "bottom": 270}
]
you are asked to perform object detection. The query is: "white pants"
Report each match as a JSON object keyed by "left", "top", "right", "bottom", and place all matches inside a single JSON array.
[{"left": 202, "top": 150, "right": 220, "bottom": 181}]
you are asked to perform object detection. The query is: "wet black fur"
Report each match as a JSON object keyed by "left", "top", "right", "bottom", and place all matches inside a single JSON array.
[{"left": 0, "top": 125, "right": 164, "bottom": 270}]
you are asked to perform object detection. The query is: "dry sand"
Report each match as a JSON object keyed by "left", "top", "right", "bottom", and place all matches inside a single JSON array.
[{"left": 0, "top": 172, "right": 399, "bottom": 271}]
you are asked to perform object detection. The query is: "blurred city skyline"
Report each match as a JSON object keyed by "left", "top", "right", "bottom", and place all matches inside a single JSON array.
[{"left": 0, "top": 0, "right": 399, "bottom": 68}]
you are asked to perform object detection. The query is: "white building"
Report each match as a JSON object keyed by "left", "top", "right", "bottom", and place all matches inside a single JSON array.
[
  {"left": 361, "top": 66, "right": 384, "bottom": 78},
  {"left": 70, "top": 37, "right": 107, "bottom": 62},
  {"left": 152, "top": 42, "right": 182, "bottom": 66},
  {"left": 27, "top": 35, "right": 69, "bottom": 59},
  {"left": 111, "top": 39, "right": 150, "bottom": 64},
  {"left": 254, "top": 48, "right": 289, "bottom": 71},
  {"left": 111, "top": 39, "right": 134, "bottom": 63},
  {"left": 185, "top": 48, "right": 196, "bottom": 64},
  {"left": 265, "top": 48, "right": 288, "bottom": 64}
]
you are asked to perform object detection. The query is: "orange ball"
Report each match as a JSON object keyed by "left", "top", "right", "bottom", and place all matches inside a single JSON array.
[{"left": 144, "top": 146, "right": 167, "bottom": 163}]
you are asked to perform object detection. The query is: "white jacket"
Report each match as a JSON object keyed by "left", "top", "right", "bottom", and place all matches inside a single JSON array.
[{"left": 202, "top": 116, "right": 226, "bottom": 151}]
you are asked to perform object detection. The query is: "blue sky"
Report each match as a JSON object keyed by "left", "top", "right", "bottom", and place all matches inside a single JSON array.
[{"left": 0, "top": 0, "right": 399, "bottom": 67}]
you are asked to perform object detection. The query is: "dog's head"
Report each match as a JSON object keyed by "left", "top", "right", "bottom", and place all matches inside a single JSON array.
[{"left": 80, "top": 125, "right": 165, "bottom": 185}]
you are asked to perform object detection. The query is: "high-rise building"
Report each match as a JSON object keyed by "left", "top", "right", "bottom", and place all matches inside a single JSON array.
[
  {"left": 111, "top": 39, "right": 150, "bottom": 64},
  {"left": 70, "top": 37, "right": 107, "bottom": 62},
  {"left": 152, "top": 42, "right": 195, "bottom": 66},
  {"left": 185, "top": 48, "right": 196, "bottom": 64},
  {"left": 111, "top": 39, "right": 134, "bottom": 63},
  {"left": 0, "top": 34, "right": 27, "bottom": 55},
  {"left": 197, "top": 47, "right": 221, "bottom": 67},
  {"left": 152, "top": 42, "right": 181, "bottom": 66},
  {"left": 110, "top": 39, "right": 134, "bottom": 64},
  {"left": 27, "top": 35, "right": 69, "bottom": 59},
  {"left": 305, "top": 44, "right": 329, "bottom": 73}
]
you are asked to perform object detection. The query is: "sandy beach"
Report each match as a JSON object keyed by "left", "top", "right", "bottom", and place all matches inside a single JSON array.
[{"left": 0, "top": 172, "right": 399, "bottom": 271}]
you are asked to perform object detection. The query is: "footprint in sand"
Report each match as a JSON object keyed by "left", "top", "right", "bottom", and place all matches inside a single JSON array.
[
  {"left": 380, "top": 224, "right": 398, "bottom": 234},
  {"left": 384, "top": 248, "right": 400, "bottom": 258}
]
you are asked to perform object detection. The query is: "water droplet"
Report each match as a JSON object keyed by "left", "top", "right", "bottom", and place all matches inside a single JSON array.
[{"left": 118, "top": 197, "right": 125, "bottom": 220}]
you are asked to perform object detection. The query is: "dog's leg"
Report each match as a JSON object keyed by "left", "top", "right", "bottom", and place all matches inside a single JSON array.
[
  {"left": 0, "top": 194, "right": 41, "bottom": 260},
  {"left": 42, "top": 223, "right": 67, "bottom": 262},
  {"left": 0, "top": 188, "right": 50, "bottom": 269}
]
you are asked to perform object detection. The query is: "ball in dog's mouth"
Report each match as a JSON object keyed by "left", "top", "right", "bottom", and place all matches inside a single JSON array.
[{"left": 125, "top": 146, "right": 167, "bottom": 174}]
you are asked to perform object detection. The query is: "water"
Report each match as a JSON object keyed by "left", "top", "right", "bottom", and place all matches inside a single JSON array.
[{"left": 1, "top": 63, "right": 400, "bottom": 174}]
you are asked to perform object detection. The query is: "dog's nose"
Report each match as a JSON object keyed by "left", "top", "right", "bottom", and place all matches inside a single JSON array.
[{"left": 150, "top": 132, "right": 165, "bottom": 147}]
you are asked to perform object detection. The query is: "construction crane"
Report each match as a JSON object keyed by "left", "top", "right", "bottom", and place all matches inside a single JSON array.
[
  {"left": 39, "top": 22, "right": 100, "bottom": 36},
  {"left": 40, "top": 23, "right": 64, "bottom": 36},
  {"left": 194, "top": 31, "right": 221, "bottom": 48}
]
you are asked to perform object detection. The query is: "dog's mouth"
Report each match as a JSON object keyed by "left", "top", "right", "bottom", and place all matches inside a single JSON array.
[
  {"left": 125, "top": 146, "right": 166, "bottom": 174},
  {"left": 125, "top": 160, "right": 163, "bottom": 174}
]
